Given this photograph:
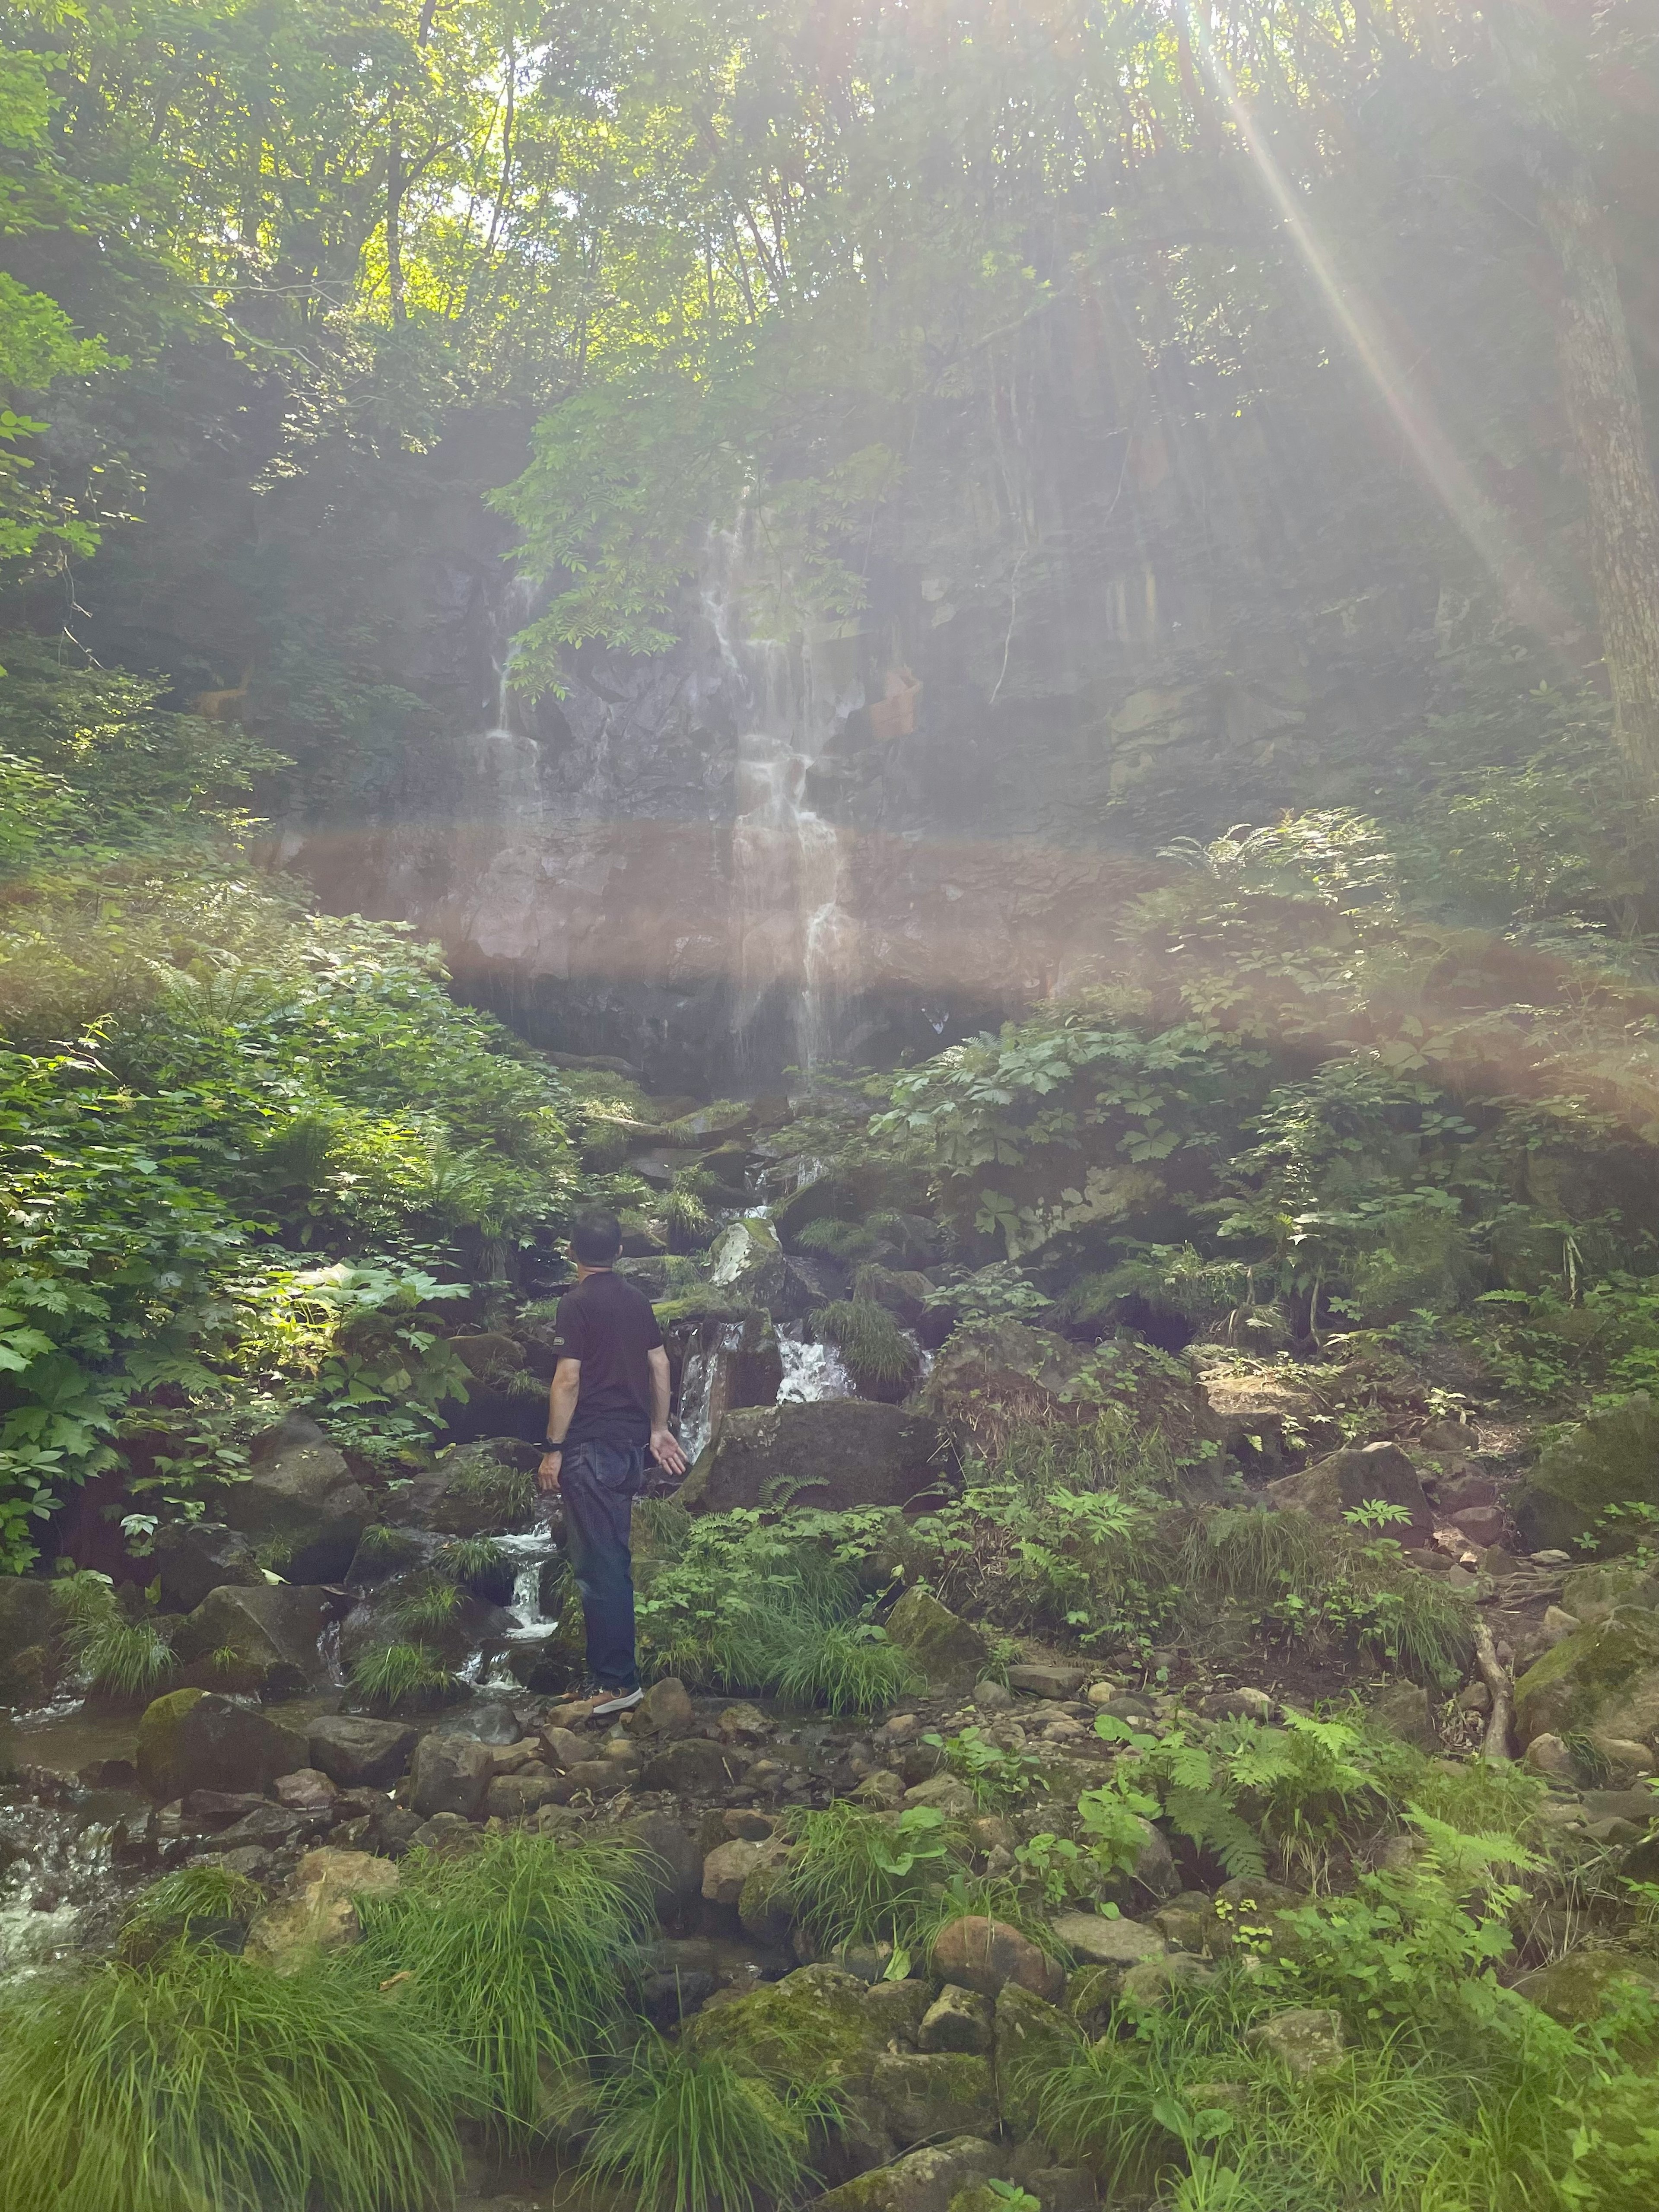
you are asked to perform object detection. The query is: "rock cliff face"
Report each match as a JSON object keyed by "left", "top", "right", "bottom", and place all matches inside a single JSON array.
[{"left": 281, "top": 363, "right": 1511, "bottom": 1087}]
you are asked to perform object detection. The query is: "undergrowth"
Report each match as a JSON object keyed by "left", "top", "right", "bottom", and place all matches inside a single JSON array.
[{"left": 584, "top": 2034, "right": 834, "bottom": 2212}]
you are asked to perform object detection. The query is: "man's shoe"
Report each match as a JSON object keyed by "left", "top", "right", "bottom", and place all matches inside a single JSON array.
[{"left": 588, "top": 1684, "right": 644, "bottom": 1717}]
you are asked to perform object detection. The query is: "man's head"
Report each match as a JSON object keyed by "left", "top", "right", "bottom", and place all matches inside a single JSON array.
[{"left": 571, "top": 1208, "right": 624, "bottom": 1268}]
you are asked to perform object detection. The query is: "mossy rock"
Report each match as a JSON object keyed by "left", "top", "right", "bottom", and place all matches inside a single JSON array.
[
  {"left": 135, "top": 1688, "right": 308, "bottom": 1801},
  {"left": 1514, "top": 1605, "right": 1659, "bottom": 1745},
  {"left": 870, "top": 2052, "right": 996, "bottom": 2147},
  {"left": 1510, "top": 1396, "right": 1659, "bottom": 1554},
  {"left": 1560, "top": 1560, "right": 1659, "bottom": 1623},
  {"left": 683, "top": 1963, "right": 892, "bottom": 2093},
  {"left": 1514, "top": 1949, "right": 1659, "bottom": 2025},
  {"left": 886, "top": 1588, "right": 987, "bottom": 1687},
  {"left": 0, "top": 1577, "right": 55, "bottom": 1700},
  {"left": 993, "top": 1982, "right": 1081, "bottom": 2136}
]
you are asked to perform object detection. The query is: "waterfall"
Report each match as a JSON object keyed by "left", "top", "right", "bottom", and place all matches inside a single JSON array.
[
  {"left": 678, "top": 1321, "right": 747, "bottom": 1464},
  {"left": 702, "top": 519, "right": 866, "bottom": 1074},
  {"left": 777, "top": 1326, "right": 855, "bottom": 1403}
]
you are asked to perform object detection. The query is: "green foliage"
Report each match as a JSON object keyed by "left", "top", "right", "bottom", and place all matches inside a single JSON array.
[
  {"left": 635, "top": 1507, "right": 919, "bottom": 1714},
  {"left": 348, "top": 1641, "right": 453, "bottom": 1714},
  {"left": 438, "top": 1535, "right": 513, "bottom": 1600},
  {"left": 51, "top": 1571, "right": 175, "bottom": 1699},
  {"left": 350, "top": 1829, "right": 652, "bottom": 2141},
  {"left": 583, "top": 2032, "right": 833, "bottom": 2212},
  {"left": 785, "top": 1801, "right": 962, "bottom": 1957},
  {"left": 933, "top": 1724, "right": 1047, "bottom": 1811},
  {"left": 389, "top": 1577, "right": 466, "bottom": 1636},
  {"left": 809, "top": 1299, "right": 919, "bottom": 1390},
  {"left": 0, "top": 1942, "right": 480, "bottom": 2212},
  {"left": 116, "top": 1865, "right": 263, "bottom": 1964}
]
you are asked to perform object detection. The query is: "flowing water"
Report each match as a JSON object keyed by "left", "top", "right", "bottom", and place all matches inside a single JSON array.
[{"left": 777, "top": 1328, "right": 855, "bottom": 1403}]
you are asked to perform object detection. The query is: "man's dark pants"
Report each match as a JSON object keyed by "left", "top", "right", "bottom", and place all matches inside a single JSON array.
[{"left": 558, "top": 1439, "right": 647, "bottom": 1691}]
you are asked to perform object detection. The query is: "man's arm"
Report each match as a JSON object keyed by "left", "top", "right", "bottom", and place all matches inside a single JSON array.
[
  {"left": 539, "top": 1359, "right": 581, "bottom": 1492},
  {"left": 647, "top": 1346, "right": 688, "bottom": 1477}
]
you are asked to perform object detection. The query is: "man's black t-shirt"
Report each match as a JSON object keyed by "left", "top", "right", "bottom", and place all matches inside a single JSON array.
[{"left": 550, "top": 1270, "right": 665, "bottom": 1450}]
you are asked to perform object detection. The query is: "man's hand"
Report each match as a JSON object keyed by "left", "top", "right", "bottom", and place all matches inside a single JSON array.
[
  {"left": 537, "top": 1449, "right": 563, "bottom": 1494},
  {"left": 650, "top": 1427, "right": 688, "bottom": 1478}
]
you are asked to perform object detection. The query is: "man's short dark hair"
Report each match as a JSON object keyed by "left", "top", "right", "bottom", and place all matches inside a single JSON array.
[{"left": 572, "top": 1208, "right": 624, "bottom": 1265}]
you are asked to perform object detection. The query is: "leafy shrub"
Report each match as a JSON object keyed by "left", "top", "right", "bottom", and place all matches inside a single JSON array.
[
  {"left": 785, "top": 1801, "right": 964, "bottom": 1955},
  {"left": 0, "top": 1942, "right": 480, "bottom": 2212},
  {"left": 583, "top": 2034, "right": 834, "bottom": 2212}
]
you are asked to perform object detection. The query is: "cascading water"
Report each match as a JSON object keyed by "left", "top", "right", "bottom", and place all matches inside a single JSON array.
[
  {"left": 776, "top": 1327, "right": 855, "bottom": 1403},
  {"left": 468, "top": 1528, "right": 565, "bottom": 1688},
  {"left": 678, "top": 1322, "right": 748, "bottom": 1464},
  {"left": 702, "top": 519, "right": 867, "bottom": 1075}
]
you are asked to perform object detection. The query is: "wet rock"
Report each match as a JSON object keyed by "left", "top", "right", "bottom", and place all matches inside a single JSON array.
[
  {"left": 1513, "top": 1606, "right": 1659, "bottom": 1745},
  {"left": 677, "top": 1401, "right": 947, "bottom": 1515},
  {"left": 1514, "top": 1950, "right": 1659, "bottom": 2024},
  {"left": 620, "top": 1810, "right": 705, "bottom": 1916},
  {"left": 408, "top": 1732, "right": 492, "bottom": 1820},
  {"left": 1510, "top": 1396, "right": 1659, "bottom": 1554},
  {"left": 813, "top": 2137, "right": 1001, "bottom": 2212},
  {"left": 243, "top": 1847, "right": 400, "bottom": 1972},
  {"left": 135, "top": 1690, "right": 307, "bottom": 1802},
  {"left": 886, "top": 1589, "right": 987, "bottom": 1687},
  {"left": 271, "top": 1768, "right": 337, "bottom": 1814},
  {"left": 198, "top": 1804, "right": 323, "bottom": 1852},
  {"left": 181, "top": 1789, "right": 270, "bottom": 1831},
  {"left": 931, "top": 1915, "right": 1066, "bottom": 2003},
  {"left": 718, "top": 1702, "right": 769, "bottom": 1744},
  {"left": 993, "top": 1982, "right": 1080, "bottom": 2135},
  {"left": 362, "top": 1801, "right": 425, "bottom": 1857},
  {"left": 562, "top": 1758, "right": 633, "bottom": 1798},
  {"left": 1008, "top": 1663, "right": 1087, "bottom": 1699},
  {"left": 0, "top": 1576, "right": 55, "bottom": 1699},
  {"left": 307, "top": 1715, "right": 417, "bottom": 1790},
  {"left": 1050, "top": 1912, "right": 1166, "bottom": 1968},
  {"left": 407, "top": 1811, "right": 482, "bottom": 1856},
  {"left": 919, "top": 1983, "right": 995, "bottom": 2054},
  {"left": 1266, "top": 1441, "right": 1433, "bottom": 1546},
  {"left": 685, "top": 1963, "right": 894, "bottom": 2115},
  {"left": 1246, "top": 2006, "right": 1345, "bottom": 2077},
  {"left": 485, "top": 1773, "right": 567, "bottom": 1819},
  {"left": 641, "top": 1737, "right": 749, "bottom": 1794},
  {"left": 153, "top": 1523, "right": 261, "bottom": 1613},
  {"left": 222, "top": 1428, "right": 371, "bottom": 1582},
  {"left": 863, "top": 1978, "right": 933, "bottom": 2043},
  {"left": 173, "top": 1584, "right": 337, "bottom": 1693},
  {"left": 871, "top": 2053, "right": 996, "bottom": 2147},
  {"left": 702, "top": 1836, "right": 782, "bottom": 1906}
]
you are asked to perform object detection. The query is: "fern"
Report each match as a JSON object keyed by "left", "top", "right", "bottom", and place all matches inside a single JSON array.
[{"left": 1163, "top": 1788, "right": 1267, "bottom": 1880}]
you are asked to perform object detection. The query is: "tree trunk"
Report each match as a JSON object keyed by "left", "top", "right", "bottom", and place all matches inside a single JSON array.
[
  {"left": 387, "top": 111, "right": 406, "bottom": 323},
  {"left": 1539, "top": 151, "right": 1659, "bottom": 787}
]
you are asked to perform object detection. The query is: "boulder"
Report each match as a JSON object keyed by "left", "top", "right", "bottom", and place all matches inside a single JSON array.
[
  {"left": 931, "top": 1915, "right": 1066, "bottom": 2003},
  {"left": 1560, "top": 1560, "right": 1659, "bottom": 1624},
  {"left": 1050, "top": 1913, "right": 1166, "bottom": 1969},
  {"left": 1265, "top": 1441, "right": 1433, "bottom": 1546},
  {"left": 408, "top": 1732, "right": 492, "bottom": 1820},
  {"left": 702, "top": 1837, "right": 781, "bottom": 1906},
  {"left": 1451, "top": 1505, "right": 1506, "bottom": 1548},
  {"left": 401, "top": 1439, "right": 540, "bottom": 1537},
  {"left": 684, "top": 1964, "right": 893, "bottom": 2099},
  {"left": 1371, "top": 1681, "right": 1436, "bottom": 1751},
  {"left": 307, "top": 1714, "right": 418, "bottom": 1790},
  {"left": 1246, "top": 2006, "right": 1345, "bottom": 2077},
  {"left": 678, "top": 1401, "right": 947, "bottom": 1516},
  {"left": 1106, "top": 1816, "right": 1179, "bottom": 1903},
  {"left": 271, "top": 1768, "right": 337, "bottom": 1813},
  {"left": 152, "top": 1522, "right": 261, "bottom": 1613},
  {"left": 222, "top": 1429, "right": 371, "bottom": 1582},
  {"left": 871, "top": 2054, "right": 995, "bottom": 2148},
  {"left": 1120, "top": 1954, "right": 1220, "bottom": 2007},
  {"left": 134, "top": 1690, "right": 307, "bottom": 1802},
  {"left": 993, "top": 1982, "right": 1081, "bottom": 2136},
  {"left": 632, "top": 1676, "right": 696, "bottom": 1737},
  {"left": 1510, "top": 1396, "right": 1659, "bottom": 1555},
  {"left": 1513, "top": 1606, "right": 1659, "bottom": 1745},
  {"left": 813, "top": 2139, "right": 1001, "bottom": 2212},
  {"left": 918, "top": 1983, "right": 995, "bottom": 2054},
  {"left": 1513, "top": 1950, "right": 1659, "bottom": 2025},
  {"left": 738, "top": 1862, "right": 796, "bottom": 1945},
  {"left": 886, "top": 1589, "right": 987, "bottom": 1687},
  {"left": 484, "top": 1773, "right": 567, "bottom": 1820},
  {"left": 904, "top": 1774, "right": 979, "bottom": 1819},
  {"left": 172, "top": 1584, "right": 336, "bottom": 1693},
  {"left": 619, "top": 1811, "right": 706, "bottom": 1916},
  {"left": 243, "top": 1848, "right": 400, "bottom": 1972}
]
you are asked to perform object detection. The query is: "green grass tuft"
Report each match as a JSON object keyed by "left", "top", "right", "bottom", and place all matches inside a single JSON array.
[
  {"left": 350, "top": 1828, "right": 653, "bottom": 2140},
  {"left": 810, "top": 1298, "right": 918, "bottom": 1388},
  {"left": 770, "top": 1618, "right": 920, "bottom": 1715},
  {"left": 0, "top": 1942, "right": 480, "bottom": 2212},
  {"left": 349, "top": 1640, "right": 454, "bottom": 1713},
  {"left": 117, "top": 1865, "right": 264, "bottom": 1964},
  {"left": 1182, "top": 1505, "right": 1331, "bottom": 1603},
  {"left": 52, "top": 1571, "right": 175, "bottom": 1698},
  {"left": 583, "top": 2033, "right": 833, "bottom": 2212},
  {"left": 390, "top": 1576, "right": 466, "bottom": 1634},
  {"left": 438, "top": 1535, "right": 514, "bottom": 1599},
  {"left": 785, "top": 1799, "right": 966, "bottom": 1955}
]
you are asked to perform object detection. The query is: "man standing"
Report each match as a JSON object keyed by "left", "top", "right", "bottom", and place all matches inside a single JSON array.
[{"left": 537, "top": 1209, "right": 687, "bottom": 1716}]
